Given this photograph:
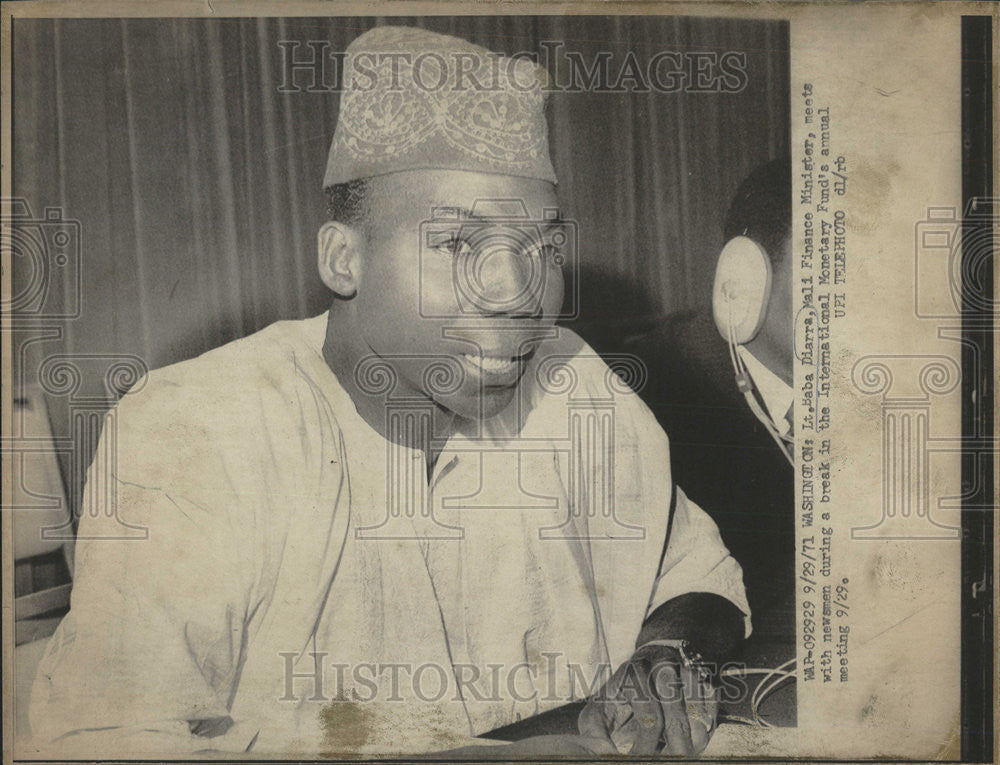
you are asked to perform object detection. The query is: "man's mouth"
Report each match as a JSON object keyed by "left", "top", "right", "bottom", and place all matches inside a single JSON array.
[
  {"left": 461, "top": 353, "right": 519, "bottom": 375},
  {"left": 458, "top": 346, "right": 537, "bottom": 385}
]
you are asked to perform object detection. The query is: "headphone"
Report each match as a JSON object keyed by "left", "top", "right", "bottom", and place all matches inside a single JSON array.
[
  {"left": 711, "top": 235, "right": 772, "bottom": 345},
  {"left": 711, "top": 235, "right": 793, "bottom": 465}
]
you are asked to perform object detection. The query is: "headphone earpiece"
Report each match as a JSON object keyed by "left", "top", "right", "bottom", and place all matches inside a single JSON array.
[{"left": 712, "top": 236, "right": 773, "bottom": 345}]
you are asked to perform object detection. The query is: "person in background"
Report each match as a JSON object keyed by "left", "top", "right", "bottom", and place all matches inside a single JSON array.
[
  {"left": 622, "top": 156, "right": 794, "bottom": 722},
  {"left": 714, "top": 157, "right": 794, "bottom": 447}
]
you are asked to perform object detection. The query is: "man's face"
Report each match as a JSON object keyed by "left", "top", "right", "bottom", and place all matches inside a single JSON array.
[
  {"left": 352, "top": 169, "right": 565, "bottom": 421},
  {"left": 749, "top": 234, "right": 793, "bottom": 385}
]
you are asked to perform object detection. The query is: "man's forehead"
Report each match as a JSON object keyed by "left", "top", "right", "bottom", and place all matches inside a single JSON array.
[
  {"left": 369, "top": 169, "right": 561, "bottom": 225},
  {"left": 429, "top": 200, "right": 564, "bottom": 221}
]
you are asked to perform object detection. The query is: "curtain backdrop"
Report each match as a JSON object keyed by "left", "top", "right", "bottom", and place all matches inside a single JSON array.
[{"left": 12, "top": 16, "right": 789, "bottom": 514}]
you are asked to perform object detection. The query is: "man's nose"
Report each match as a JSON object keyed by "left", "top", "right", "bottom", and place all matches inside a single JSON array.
[{"left": 461, "top": 246, "right": 544, "bottom": 317}]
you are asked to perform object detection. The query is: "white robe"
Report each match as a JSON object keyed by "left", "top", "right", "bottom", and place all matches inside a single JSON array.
[{"left": 28, "top": 314, "right": 749, "bottom": 757}]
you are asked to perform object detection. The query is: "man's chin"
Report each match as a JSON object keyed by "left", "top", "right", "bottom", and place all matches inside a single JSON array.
[{"left": 436, "top": 386, "right": 518, "bottom": 422}]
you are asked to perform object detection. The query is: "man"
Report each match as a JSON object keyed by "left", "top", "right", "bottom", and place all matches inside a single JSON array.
[{"left": 30, "top": 26, "right": 749, "bottom": 757}]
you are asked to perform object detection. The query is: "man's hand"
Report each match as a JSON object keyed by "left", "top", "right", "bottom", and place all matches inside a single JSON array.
[{"left": 577, "top": 644, "right": 718, "bottom": 756}]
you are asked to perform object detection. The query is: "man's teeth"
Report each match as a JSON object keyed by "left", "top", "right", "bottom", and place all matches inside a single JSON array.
[{"left": 463, "top": 353, "right": 518, "bottom": 373}]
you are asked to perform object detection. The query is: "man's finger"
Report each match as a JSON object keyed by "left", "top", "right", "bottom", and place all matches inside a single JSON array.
[
  {"left": 578, "top": 660, "right": 636, "bottom": 741},
  {"left": 686, "top": 693, "right": 719, "bottom": 753},
  {"left": 577, "top": 699, "right": 607, "bottom": 740},
  {"left": 660, "top": 701, "right": 695, "bottom": 756},
  {"left": 650, "top": 661, "right": 695, "bottom": 756},
  {"left": 621, "top": 661, "right": 664, "bottom": 755}
]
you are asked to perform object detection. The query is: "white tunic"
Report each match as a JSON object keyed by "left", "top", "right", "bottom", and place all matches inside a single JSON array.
[{"left": 28, "top": 314, "right": 749, "bottom": 757}]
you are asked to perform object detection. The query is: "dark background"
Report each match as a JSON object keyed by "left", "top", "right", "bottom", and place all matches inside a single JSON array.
[{"left": 11, "top": 16, "right": 793, "bottom": 669}]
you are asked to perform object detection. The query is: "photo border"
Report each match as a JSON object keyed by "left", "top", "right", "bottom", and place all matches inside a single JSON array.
[{"left": 0, "top": 3, "right": 995, "bottom": 764}]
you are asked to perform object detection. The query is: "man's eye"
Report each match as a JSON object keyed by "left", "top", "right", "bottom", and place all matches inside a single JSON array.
[
  {"left": 525, "top": 242, "right": 562, "bottom": 264},
  {"left": 430, "top": 235, "right": 473, "bottom": 257}
]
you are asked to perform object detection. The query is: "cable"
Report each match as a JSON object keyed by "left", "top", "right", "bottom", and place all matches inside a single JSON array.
[
  {"left": 750, "top": 659, "right": 796, "bottom": 727},
  {"left": 717, "top": 714, "right": 761, "bottom": 727},
  {"left": 720, "top": 667, "right": 795, "bottom": 677},
  {"left": 718, "top": 659, "right": 797, "bottom": 728},
  {"left": 754, "top": 672, "right": 794, "bottom": 725},
  {"left": 724, "top": 301, "right": 794, "bottom": 466}
]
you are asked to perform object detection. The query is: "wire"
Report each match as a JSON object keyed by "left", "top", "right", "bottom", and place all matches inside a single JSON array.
[
  {"left": 714, "top": 306, "right": 799, "bottom": 728},
  {"left": 755, "top": 673, "right": 794, "bottom": 715},
  {"left": 720, "top": 667, "right": 795, "bottom": 677},
  {"left": 718, "top": 714, "right": 761, "bottom": 727},
  {"left": 750, "top": 658, "right": 796, "bottom": 727},
  {"left": 718, "top": 659, "right": 797, "bottom": 728},
  {"left": 724, "top": 301, "right": 794, "bottom": 466}
]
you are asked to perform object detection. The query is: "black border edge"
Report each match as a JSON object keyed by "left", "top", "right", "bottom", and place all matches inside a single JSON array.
[
  {"left": 4, "top": 14, "right": 12, "bottom": 763},
  {"left": 960, "top": 14, "right": 995, "bottom": 765}
]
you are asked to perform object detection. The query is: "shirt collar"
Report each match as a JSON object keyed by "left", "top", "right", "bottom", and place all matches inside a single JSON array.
[{"left": 737, "top": 345, "right": 794, "bottom": 437}]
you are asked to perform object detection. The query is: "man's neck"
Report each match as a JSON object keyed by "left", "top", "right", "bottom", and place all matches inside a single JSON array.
[
  {"left": 321, "top": 307, "right": 457, "bottom": 478},
  {"left": 743, "top": 333, "right": 792, "bottom": 389}
]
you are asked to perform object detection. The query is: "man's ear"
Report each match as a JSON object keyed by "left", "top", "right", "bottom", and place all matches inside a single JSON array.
[{"left": 318, "top": 221, "right": 364, "bottom": 297}]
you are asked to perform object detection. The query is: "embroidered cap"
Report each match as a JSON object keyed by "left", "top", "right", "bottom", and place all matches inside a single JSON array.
[{"left": 323, "top": 26, "right": 556, "bottom": 188}]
